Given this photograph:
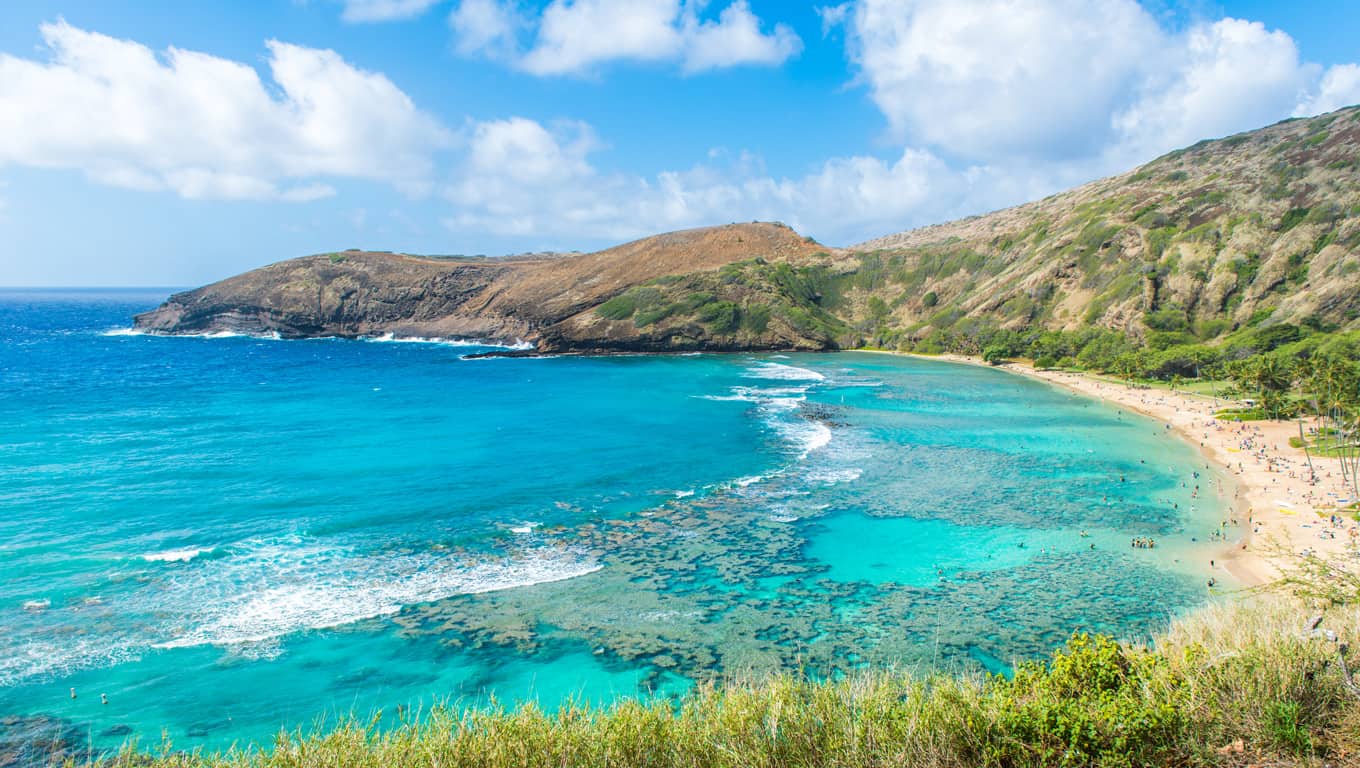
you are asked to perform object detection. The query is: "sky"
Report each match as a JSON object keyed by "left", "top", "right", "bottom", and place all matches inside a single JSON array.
[{"left": 0, "top": 1, "right": 1357, "bottom": 286}]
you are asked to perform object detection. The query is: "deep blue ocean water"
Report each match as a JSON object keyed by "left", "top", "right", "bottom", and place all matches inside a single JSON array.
[{"left": 0, "top": 290, "right": 1239, "bottom": 756}]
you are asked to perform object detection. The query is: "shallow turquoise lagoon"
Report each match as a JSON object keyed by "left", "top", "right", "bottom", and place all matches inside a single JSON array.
[{"left": 0, "top": 290, "right": 1239, "bottom": 756}]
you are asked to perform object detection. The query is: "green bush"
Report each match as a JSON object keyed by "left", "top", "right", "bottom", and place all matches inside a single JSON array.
[
  {"left": 989, "top": 633, "right": 1190, "bottom": 767},
  {"left": 982, "top": 345, "right": 1010, "bottom": 365},
  {"left": 697, "top": 301, "right": 740, "bottom": 334},
  {"left": 741, "top": 303, "right": 771, "bottom": 334},
  {"left": 633, "top": 304, "right": 675, "bottom": 327},
  {"left": 596, "top": 294, "right": 637, "bottom": 320},
  {"left": 922, "top": 291, "right": 938, "bottom": 307},
  {"left": 1279, "top": 207, "right": 1311, "bottom": 232}
]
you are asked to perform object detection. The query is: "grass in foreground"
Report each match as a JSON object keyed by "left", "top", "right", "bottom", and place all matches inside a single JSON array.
[{"left": 95, "top": 590, "right": 1360, "bottom": 768}]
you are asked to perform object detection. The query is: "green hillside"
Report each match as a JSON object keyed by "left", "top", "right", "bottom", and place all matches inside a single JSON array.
[{"left": 583, "top": 106, "right": 1360, "bottom": 370}]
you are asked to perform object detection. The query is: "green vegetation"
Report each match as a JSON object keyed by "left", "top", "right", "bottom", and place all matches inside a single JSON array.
[{"left": 591, "top": 259, "right": 853, "bottom": 345}]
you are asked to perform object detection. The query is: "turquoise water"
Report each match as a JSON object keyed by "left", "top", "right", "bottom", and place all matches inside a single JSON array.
[{"left": 0, "top": 290, "right": 1239, "bottom": 757}]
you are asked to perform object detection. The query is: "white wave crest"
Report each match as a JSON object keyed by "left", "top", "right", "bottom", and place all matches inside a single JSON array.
[
  {"left": 776, "top": 420, "right": 832, "bottom": 458},
  {"left": 743, "top": 362, "right": 825, "bottom": 382},
  {"left": 0, "top": 539, "right": 600, "bottom": 686},
  {"left": 362, "top": 333, "right": 533, "bottom": 350},
  {"left": 152, "top": 541, "right": 599, "bottom": 650},
  {"left": 141, "top": 546, "right": 214, "bottom": 563}
]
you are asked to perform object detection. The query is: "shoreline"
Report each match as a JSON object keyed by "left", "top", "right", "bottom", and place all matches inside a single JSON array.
[{"left": 876, "top": 350, "right": 1356, "bottom": 588}]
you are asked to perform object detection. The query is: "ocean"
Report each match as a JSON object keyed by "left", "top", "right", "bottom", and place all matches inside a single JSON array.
[{"left": 0, "top": 289, "right": 1237, "bottom": 755}]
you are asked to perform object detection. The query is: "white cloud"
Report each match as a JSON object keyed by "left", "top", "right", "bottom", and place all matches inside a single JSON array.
[
  {"left": 680, "top": 1, "right": 802, "bottom": 72},
  {"left": 847, "top": 0, "right": 1162, "bottom": 161},
  {"left": 1296, "top": 63, "right": 1360, "bottom": 116},
  {"left": 0, "top": 21, "right": 452, "bottom": 201},
  {"left": 449, "top": 0, "right": 524, "bottom": 59},
  {"left": 442, "top": 116, "right": 1039, "bottom": 245},
  {"left": 841, "top": 0, "right": 1352, "bottom": 170},
  {"left": 450, "top": 0, "right": 801, "bottom": 75},
  {"left": 816, "top": 3, "right": 850, "bottom": 36},
  {"left": 1110, "top": 18, "right": 1313, "bottom": 166},
  {"left": 340, "top": 0, "right": 442, "bottom": 22}
]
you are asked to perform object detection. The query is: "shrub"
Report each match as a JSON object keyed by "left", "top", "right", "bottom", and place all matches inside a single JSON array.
[
  {"left": 633, "top": 304, "right": 675, "bottom": 327},
  {"left": 698, "top": 301, "right": 740, "bottom": 334},
  {"left": 922, "top": 291, "right": 938, "bottom": 307},
  {"left": 988, "top": 633, "right": 1190, "bottom": 767},
  {"left": 741, "top": 303, "right": 771, "bottom": 334},
  {"left": 982, "top": 345, "right": 1010, "bottom": 365},
  {"left": 1144, "top": 308, "right": 1189, "bottom": 332},
  {"left": 1279, "top": 207, "right": 1311, "bottom": 232},
  {"left": 596, "top": 294, "right": 637, "bottom": 321}
]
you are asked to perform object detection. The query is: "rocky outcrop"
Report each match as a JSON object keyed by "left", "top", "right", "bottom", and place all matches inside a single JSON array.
[{"left": 134, "top": 222, "right": 836, "bottom": 352}]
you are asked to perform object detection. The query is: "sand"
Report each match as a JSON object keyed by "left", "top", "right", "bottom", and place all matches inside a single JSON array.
[{"left": 915, "top": 354, "right": 1359, "bottom": 587}]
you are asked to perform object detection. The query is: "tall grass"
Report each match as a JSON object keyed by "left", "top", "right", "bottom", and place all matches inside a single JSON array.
[{"left": 96, "top": 591, "right": 1359, "bottom": 768}]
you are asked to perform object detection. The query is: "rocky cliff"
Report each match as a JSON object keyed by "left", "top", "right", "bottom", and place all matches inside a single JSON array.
[{"left": 133, "top": 222, "right": 835, "bottom": 352}]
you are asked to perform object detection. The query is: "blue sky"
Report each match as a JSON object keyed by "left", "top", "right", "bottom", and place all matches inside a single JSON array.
[{"left": 0, "top": 0, "right": 1357, "bottom": 286}]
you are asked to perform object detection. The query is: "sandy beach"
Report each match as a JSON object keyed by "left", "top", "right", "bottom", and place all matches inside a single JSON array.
[{"left": 912, "top": 353, "right": 1358, "bottom": 587}]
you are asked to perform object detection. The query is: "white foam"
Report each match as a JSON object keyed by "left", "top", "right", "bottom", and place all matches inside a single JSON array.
[
  {"left": 699, "top": 386, "right": 809, "bottom": 407},
  {"left": 0, "top": 635, "right": 140, "bottom": 687},
  {"left": 509, "top": 522, "right": 540, "bottom": 535},
  {"left": 152, "top": 541, "right": 600, "bottom": 650},
  {"left": 362, "top": 333, "right": 533, "bottom": 350},
  {"left": 743, "top": 362, "right": 825, "bottom": 382},
  {"left": 673, "top": 490, "right": 695, "bottom": 498},
  {"left": 805, "top": 467, "right": 863, "bottom": 485},
  {"left": 141, "top": 546, "right": 214, "bottom": 563},
  {"left": 21, "top": 599, "right": 50, "bottom": 612},
  {"left": 120, "top": 329, "right": 285, "bottom": 340},
  {"left": 776, "top": 420, "right": 833, "bottom": 458}
]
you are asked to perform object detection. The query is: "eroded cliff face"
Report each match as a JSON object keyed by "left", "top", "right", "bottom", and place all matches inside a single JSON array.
[{"left": 134, "top": 222, "right": 837, "bottom": 352}]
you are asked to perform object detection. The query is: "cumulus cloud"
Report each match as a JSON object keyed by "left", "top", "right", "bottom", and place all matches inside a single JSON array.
[
  {"left": 1297, "top": 63, "right": 1360, "bottom": 116},
  {"left": 0, "top": 21, "right": 452, "bottom": 201},
  {"left": 442, "top": 115, "right": 1037, "bottom": 245},
  {"left": 1109, "top": 18, "right": 1313, "bottom": 165},
  {"left": 838, "top": 0, "right": 1352, "bottom": 170},
  {"left": 340, "top": 0, "right": 442, "bottom": 22},
  {"left": 450, "top": 0, "right": 801, "bottom": 75},
  {"left": 449, "top": 0, "right": 524, "bottom": 60},
  {"left": 847, "top": 0, "right": 1162, "bottom": 162}
]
